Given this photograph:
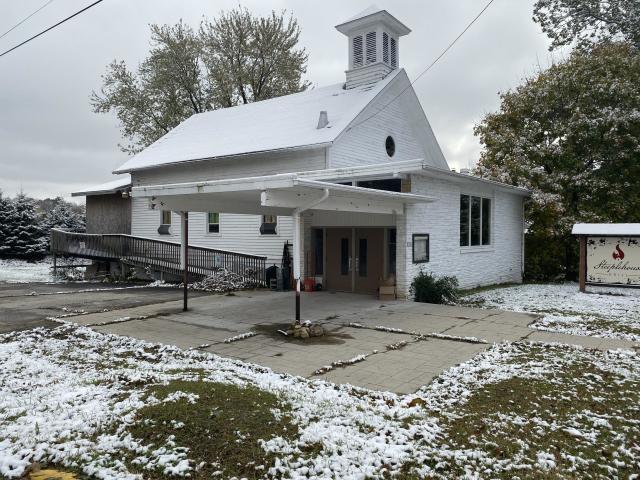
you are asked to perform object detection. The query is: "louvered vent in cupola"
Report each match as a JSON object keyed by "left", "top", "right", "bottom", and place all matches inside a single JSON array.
[
  {"left": 390, "top": 37, "right": 397, "bottom": 68},
  {"left": 353, "top": 36, "right": 363, "bottom": 68},
  {"left": 382, "top": 32, "right": 389, "bottom": 64},
  {"left": 365, "top": 31, "right": 376, "bottom": 64}
]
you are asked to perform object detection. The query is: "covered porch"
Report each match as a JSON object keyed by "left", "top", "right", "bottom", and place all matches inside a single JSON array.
[{"left": 133, "top": 171, "right": 436, "bottom": 319}]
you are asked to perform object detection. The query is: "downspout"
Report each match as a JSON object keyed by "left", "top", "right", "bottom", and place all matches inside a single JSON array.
[{"left": 292, "top": 188, "right": 330, "bottom": 323}]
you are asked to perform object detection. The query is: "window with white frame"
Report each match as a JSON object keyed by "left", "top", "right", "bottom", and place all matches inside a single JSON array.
[
  {"left": 460, "top": 195, "right": 491, "bottom": 246},
  {"left": 158, "top": 210, "right": 171, "bottom": 235},
  {"left": 207, "top": 212, "right": 220, "bottom": 233},
  {"left": 260, "top": 215, "right": 277, "bottom": 235},
  {"left": 160, "top": 210, "right": 171, "bottom": 225}
]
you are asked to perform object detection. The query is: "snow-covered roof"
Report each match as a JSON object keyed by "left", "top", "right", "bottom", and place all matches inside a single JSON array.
[
  {"left": 572, "top": 223, "right": 640, "bottom": 236},
  {"left": 114, "top": 70, "right": 403, "bottom": 174},
  {"left": 72, "top": 175, "right": 131, "bottom": 197},
  {"left": 335, "top": 6, "right": 411, "bottom": 36}
]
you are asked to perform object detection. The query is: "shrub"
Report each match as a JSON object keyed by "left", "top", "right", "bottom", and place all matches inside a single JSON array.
[{"left": 410, "top": 270, "right": 459, "bottom": 304}]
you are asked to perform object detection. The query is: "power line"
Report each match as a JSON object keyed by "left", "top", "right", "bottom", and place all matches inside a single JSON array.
[
  {"left": 348, "top": 0, "right": 496, "bottom": 131},
  {"left": 0, "top": 0, "right": 55, "bottom": 40},
  {"left": 0, "top": 0, "right": 104, "bottom": 59}
]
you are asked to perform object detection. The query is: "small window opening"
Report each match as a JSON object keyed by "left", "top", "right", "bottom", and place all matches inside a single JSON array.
[
  {"left": 385, "top": 136, "right": 396, "bottom": 157},
  {"left": 158, "top": 210, "right": 171, "bottom": 235},
  {"left": 260, "top": 215, "right": 277, "bottom": 235}
]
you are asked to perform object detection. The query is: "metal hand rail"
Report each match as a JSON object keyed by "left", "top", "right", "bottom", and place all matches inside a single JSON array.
[{"left": 50, "top": 228, "right": 266, "bottom": 285}]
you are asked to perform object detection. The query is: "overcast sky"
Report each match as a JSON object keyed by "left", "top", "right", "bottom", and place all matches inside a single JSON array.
[{"left": 0, "top": 0, "right": 564, "bottom": 202}]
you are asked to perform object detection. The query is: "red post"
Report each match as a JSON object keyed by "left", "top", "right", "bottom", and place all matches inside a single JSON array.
[{"left": 579, "top": 235, "right": 586, "bottom": 292}]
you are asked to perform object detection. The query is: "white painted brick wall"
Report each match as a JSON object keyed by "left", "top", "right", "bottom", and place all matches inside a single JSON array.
[{"left": 397, "top": 174, "right": 524, "bottom": 297}]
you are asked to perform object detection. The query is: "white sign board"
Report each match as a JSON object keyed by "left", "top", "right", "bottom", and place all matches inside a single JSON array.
[{"left": 586, "top": 236, "right": 640, "bottom": 286}]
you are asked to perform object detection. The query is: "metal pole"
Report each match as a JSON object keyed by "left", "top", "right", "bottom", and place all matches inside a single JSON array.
[
  {"left": 181, "top": 211, "right": 189, "bottom": 311},
  {"left": 293, "top": 211, "right": 301, "bottom": 323},
  {"left": 579, "top": 235, "right": 586, "bottom": 293}
]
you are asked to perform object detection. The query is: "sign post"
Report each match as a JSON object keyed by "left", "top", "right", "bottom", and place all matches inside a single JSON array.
[{"left": 578, "top": 235, "right": 586, "bottom": 292}]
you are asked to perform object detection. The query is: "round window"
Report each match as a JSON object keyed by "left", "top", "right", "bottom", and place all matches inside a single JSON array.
[{"left": 385, "top": 136, "right": 396, "bottom": 157}]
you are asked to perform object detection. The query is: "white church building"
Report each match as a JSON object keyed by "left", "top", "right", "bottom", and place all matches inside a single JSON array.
[{"left": 77, "top": 7, "right": 529, "bottom": 298}]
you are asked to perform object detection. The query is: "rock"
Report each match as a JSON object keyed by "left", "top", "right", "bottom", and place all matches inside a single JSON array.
[
  {"left": 299, "top": 327, "right": 310, "bottom": 339},
  {"left": 309, "top": 324, "right": 324, "bottom": 337}
]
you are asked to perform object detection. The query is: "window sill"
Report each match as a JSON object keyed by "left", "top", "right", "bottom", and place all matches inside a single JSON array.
[{"left": 460, "top": 245, "right": 494, "bottom": 254}]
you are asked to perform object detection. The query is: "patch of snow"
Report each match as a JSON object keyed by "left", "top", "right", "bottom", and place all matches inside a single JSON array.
[
  {"left": 223, "top": 332, "right": 258, "bottom": 343},
  {"left": 464, "top": 283, "right": 640, "bottom": 341}
]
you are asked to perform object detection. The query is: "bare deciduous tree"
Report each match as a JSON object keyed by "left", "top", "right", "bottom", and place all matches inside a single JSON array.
[{"left": 92, "top": 8, "right": 309, "bottom": 154}]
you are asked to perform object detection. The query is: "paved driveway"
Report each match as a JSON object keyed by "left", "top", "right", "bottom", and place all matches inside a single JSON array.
[
  {"left": 65, "top": 289, "right": 639, "bottom": 394},
  {"left": 0, "top": 282, "right": 209, "bottom": 334}
]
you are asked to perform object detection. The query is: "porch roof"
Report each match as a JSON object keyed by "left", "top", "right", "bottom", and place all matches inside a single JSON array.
[{"left": 132, "top": 171, "right": 437, "bottom": 216}]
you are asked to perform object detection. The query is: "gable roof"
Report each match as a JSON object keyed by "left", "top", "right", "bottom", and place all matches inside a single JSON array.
[{"left": 114, "top": 70, "right": 403, "bottom": 174}]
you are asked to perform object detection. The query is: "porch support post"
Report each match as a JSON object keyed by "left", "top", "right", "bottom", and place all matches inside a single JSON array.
[
  {"left": 180, "top": 211, "right": 189, "bottom": 311},
  {"left": 293, "top": 211, "right": 302, "bottom": 322},
  {"left": 290, "top": 188, "right": 330, "bottom": 323},
  {"left": 579, "top": 235, "right": 586, "bottom": 293}
]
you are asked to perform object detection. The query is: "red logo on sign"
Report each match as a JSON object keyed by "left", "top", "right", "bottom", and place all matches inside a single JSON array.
[{"left": 612, "top": 244, "right": 625, "bottom": 260}]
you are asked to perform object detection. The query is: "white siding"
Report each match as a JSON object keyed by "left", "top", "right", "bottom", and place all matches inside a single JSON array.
[
  {"left": 330, "top": 71, "right": 448, "bottom": 170},
  {"left": 131, "top": 197, "right": 293, "bottom": 266},
  {"left": 396, "top": 174, "right": 524, "bottom": 296},
  {"left": 133, "top": 148, "right": 327, "bottom": 186}
]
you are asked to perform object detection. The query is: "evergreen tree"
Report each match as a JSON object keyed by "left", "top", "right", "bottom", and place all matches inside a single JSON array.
[
  {"left": 44, "top": 197, "right": 86, "bottom": 233},
  {"left": 0, "top": 193, "right": 15, "bottom": 257},
  {"left": 4, "top": 193, "right": 47, "bottom": 259}
]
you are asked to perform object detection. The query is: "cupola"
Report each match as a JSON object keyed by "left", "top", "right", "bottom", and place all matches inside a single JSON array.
[{"left": 335, "top": 5, "right": 411, "bottom": 89}]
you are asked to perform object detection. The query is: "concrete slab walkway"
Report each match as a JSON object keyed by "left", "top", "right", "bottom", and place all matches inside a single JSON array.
[{"left": 66, "top": 290, "right": 639, "bottom": 394}]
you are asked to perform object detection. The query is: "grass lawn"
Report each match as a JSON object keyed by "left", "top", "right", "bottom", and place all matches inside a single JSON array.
[
  {"left": 1, "top": 325, "right": 638, "bottom": 479},
  {"left": 462, "top": 282, "right": 640, "bottom": 342}
]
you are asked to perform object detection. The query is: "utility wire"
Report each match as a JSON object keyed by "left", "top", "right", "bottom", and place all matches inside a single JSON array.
[
  {"left": 0, "top": 0, "right": 54, "bottom": 40},
  {"left": 347, "top": 0, "right": 496, "bottom": 131},
  {"left": 0, "top": 0, "right": 104, "bottom": 58}
]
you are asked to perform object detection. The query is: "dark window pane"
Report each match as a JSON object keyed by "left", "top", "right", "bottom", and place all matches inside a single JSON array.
[
  {"left": 460, "top": 195, "right": 469, "bottom": 246},
  {"left": 161, "top": 210, "right": 171, "bottom": 225},
  {"left": 340, "top": 238, "right": 349, "bottom": 275},
  {"left": 482, "top": 198, "right": 491, "bottom": 245},
  {"left": 471, "top": 196, "right": 481, "bottom": 246},
  {"left": 387, "top": 228, "right": 396, "bottom": 276},
  {"left": 208, "top": 224, "right": 219, "bottom": 233},
  {"left": 359, "top": 238, "right": 368, "bottom": 277},
  {"left": 314, "top": 229, "right": 324, "bottom": 275},
  {"left": 357, "top": 178, "right": 401, "bottom": 192}
]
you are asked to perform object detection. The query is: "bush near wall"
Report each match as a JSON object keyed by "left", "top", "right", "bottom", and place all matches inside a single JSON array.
[{"left": 410, "top": 271, "right": 459, "bottom": 305}]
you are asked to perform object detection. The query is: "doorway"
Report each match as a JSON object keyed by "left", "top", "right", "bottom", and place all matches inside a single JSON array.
[{"left": 325, "top": 228, "right": 385, "bottom": 294}]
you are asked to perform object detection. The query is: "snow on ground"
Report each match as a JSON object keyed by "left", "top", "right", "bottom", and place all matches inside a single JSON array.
[
  {"left": 1, "top": 325, "right": 638, "bottom": 479},
  {"left": 464, "top": 283, "right": 640, "bottom": 341},
  {"left": 0, "top": 258, "right": 56, "bottom": 283},
  {"left": 0, "top": 257, "right": 90, "bottom": 284}
]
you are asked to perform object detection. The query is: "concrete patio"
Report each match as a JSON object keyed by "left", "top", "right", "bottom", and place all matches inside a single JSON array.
[{"left": 67, "top": 289, "right": 639, "bottom": 393}]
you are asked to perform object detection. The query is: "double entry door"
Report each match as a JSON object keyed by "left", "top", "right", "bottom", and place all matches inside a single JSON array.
[{"left": 325, "top": 228, "right": 384, "bottom": 294}]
